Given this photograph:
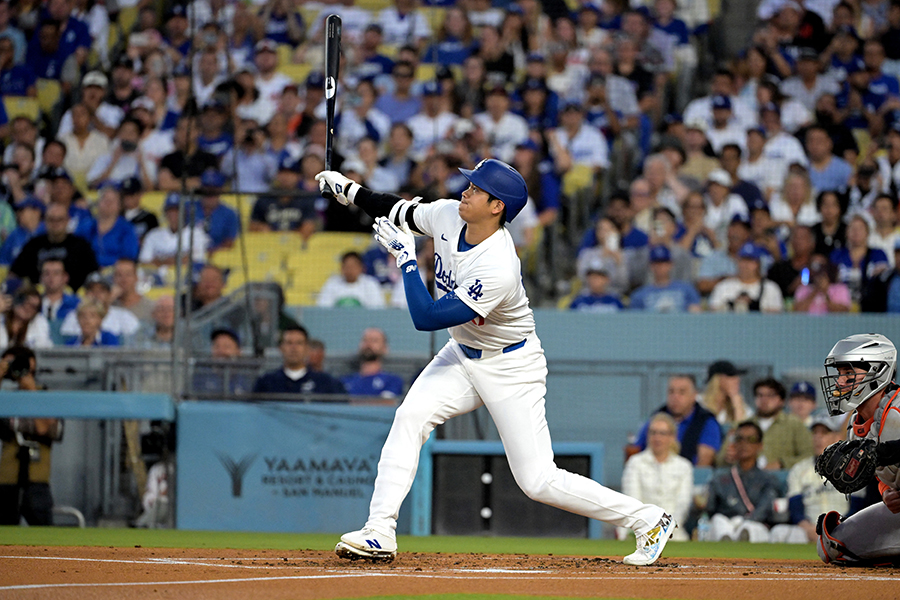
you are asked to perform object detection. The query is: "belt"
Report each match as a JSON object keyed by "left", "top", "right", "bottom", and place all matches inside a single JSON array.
[{"left": 458, "top": 338, "right": 526, "bottom": 360}]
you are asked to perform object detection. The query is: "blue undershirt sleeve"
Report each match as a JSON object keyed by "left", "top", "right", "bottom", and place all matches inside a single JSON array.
[{"left": 401, "top": 260, "right": 479, "bottom": 331}]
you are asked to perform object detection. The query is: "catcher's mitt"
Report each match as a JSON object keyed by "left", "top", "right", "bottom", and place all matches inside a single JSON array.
[{"left": 815, "top": 439, "right": 878, "bottom": 494}]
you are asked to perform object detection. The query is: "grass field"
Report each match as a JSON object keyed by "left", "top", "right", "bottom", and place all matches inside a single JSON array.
[{"left": 0, "top": 526, "right": 819, "bottom": 560}]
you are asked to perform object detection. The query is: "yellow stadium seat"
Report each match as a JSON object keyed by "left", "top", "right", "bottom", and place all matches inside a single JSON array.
[
  {"left": 35, "top": 79, "right": 62, "bottom": 115},
  {"left": 377, "top": 43, "right": 399, "bottom": 59},
  {"left": 143, "top": 286, "right": 175, "bottom": 302},
  {"left": 418, "top": 6, "right": 446, "bottom": 27},
  {"left": 284, "top": 232, "right": 371, "bottom": 305},
  {"left": 415, "top": 63, "right": 437, "bottom": 82},
  {"left": 356, "top": 0, "right": 391, "bottom": 12},
  {"left": 140, "top": 191, "right": 168, "bottom": 220},
  {"left": 3, "top": 96, "right": 39, "bottom": 121},
  {"left": 277, "top": 63, "right": 313, "bottom": 85},
  {"left": 562, "top": 164, "right": 596, "bottom": 198},
  {"left": 117, "top": 6, "right": 139, "bottom": 34},
  {"left": 277, "top": 43, "right": 293, "bottom": 66}
]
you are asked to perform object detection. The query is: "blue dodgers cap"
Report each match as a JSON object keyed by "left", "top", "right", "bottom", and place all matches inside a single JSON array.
[
  {"left": 737, "top": 241, "right": 763, "bottom": 260},
  {"left": 306, "top": 71, "right": 325, "bottom": 89},
  {"left": 422, "top": 80, "right": 441, "bottom": 96},
  {"left": 749, "top": 197, "right": 770, "bottom": 213},
  {"left": 211, "top": 326, "right": 240, "bottom": 345},
  {"left": 790, "top": 380, "right": 816, "bottom": 398},
  {"left": 516, "top": 138, "right": 541, "bottom": 153},
  {"left": 711, "top": 94, "right": 732, "bottom": 110},
  {"left": 200, "top": 169, "right": 227, "bottom": 189},
  {"left": 846, "top": 56, "right": 866, "bottom": 75},
  {"left": 278, "top": 154, "right": 301, "bottom": 172},
  {"left": 458, "top": 158, "right": 528, "bottom": 223},
  {"left": 14, "top": 195, "right": 45, "bottom": 213},
  {"left": 649, "top": 245, "right": 672, "bottom": 263},
  {"left": 164, "top": 192, "right": 181, "bottom": 210},
  {"left": 121, "top": 176, "right": 142, "bottom": 195},
  {"left": 51, "top": 167, "right": 73, "bottom": 182}
]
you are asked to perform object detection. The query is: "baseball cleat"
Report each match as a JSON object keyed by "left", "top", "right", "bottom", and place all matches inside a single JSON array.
[
  {"left": 623, "top": 513, "right": 677, "bottom": 566},
  {"left": 334, "top": 527, "right": 397, "bottom": 562}
]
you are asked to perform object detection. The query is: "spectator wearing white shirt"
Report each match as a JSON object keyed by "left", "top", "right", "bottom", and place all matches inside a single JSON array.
[
  {"left": 708, "top": 242, "right": 784, "bottom": 313},
  {"left": 86, "top": 118, "right": 157, "bottom": 190},
  {"left": 760, "top": 102, "right": 809, "bottom": 187},
  {"left": 705, "top": 94, "right": 749, "bottom": 155},
  {"left": 407, "top": 80, "right": 459, "bottom": 161},
  {"left": 318, "top": 251, "right": 386, "bottom": 308},
  {"left": 330, "top": 78, "right": 391, "bottom": 160},
  {"left": 307, "top": 0, "right": 372, "bottom": 45},
  {"left": 683, "top": 68, "right": 758, "bottom": 131},
  {"left": 552, "top": 100, "right": 609, "bottom": 173},
  {"left": 59, "top": 272, "right": 140, "bottom": 344},
  {"left": 703, "top": 169, "right": 749, "bottom": 246},
  {"left": 472, "top": 84, "right": 530, "bottom": 164},
  {"left": 56, "top": 71, "right": 124, "bottom": 139},
  {"left": 738, "top": 126, "right": 783, "bottom": 199},
  {"left": 377, "top": 0, "right": 432, "bottom": 50},
  {"left": 139, "top": 193, "right": 210, "bottom": 270},
  {"left": 779, "top": 47, "right": 841, "bottom": 112},
  {"left": 192, "top": 47, "right": 227, "bottom": 109},
  {"left": 769, "top": 170, "right": 821, "bottom": 230},
  {"left": 620, "top": 413, "right": 693, "bottom": 542},
  {"left": 253, "top": 39, "right": 293, "bottom": 107}
]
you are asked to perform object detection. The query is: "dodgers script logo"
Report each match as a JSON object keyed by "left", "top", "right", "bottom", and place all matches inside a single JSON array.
[
  {"left": 433, "top": 253, "right": 456, "bottom": 292},
  {"left": 467, "top": 279, "right": 484, "bottom": 301}
]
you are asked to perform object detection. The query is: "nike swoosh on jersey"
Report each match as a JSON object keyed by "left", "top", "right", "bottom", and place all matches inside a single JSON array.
[{"left": 441, "top": 234, "right": 448, "bottom": 241}]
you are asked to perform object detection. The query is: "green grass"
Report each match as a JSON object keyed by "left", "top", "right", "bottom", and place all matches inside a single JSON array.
[
  {"left": 331, "top": 597, "right": 666, "bottom": 600},
  {"left": 0, "top": 527, "right": 819, "bottom": 560}
]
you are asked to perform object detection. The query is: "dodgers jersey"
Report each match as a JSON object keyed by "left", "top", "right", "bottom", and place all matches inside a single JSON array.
[{"left": 413, "top": 199, "right": 535, "bottom": 350}]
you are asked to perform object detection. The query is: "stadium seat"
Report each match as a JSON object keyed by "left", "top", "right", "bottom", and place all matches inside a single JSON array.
[
  {"left": 277, "top": 63, "right": 313, "bottom": 85},
  {"left": 140, "top": 191, "right": 168, "bottom": 221},
  {"left": 35, "top": 79, "right": 62, "bottom": 116},
  {"left": 117, "top": 6, "right": 140, "bottom": 35},
  {"left": 356, "top": 0, "right": 392, "bottom": 11},
  {"left": 562, "top": 164, "right": 596, "bottom": 198},
  {"left": 276, "top": 43, "right": 293, "bottom": 66},
  {"left": 3, "top": 96, "right": 39, "bottom": 121},
  {"left": 284, "top": 232, "right": 371, "bottom": 305},
  {"left": 415, "top": 63, "right": 437, "bottom": 82}
]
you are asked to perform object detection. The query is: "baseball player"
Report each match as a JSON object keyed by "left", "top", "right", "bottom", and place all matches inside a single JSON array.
[
  {"left": 315, "top": 159, "right": 676, "bottom": 566},
  {"left": 817, "top": 333, "right": 900, "bottom": 565}
]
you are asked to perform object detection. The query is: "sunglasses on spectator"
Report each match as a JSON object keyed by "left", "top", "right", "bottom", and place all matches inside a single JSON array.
[{"left": 733, "top": 435, "right": 760, "bottom": 444}]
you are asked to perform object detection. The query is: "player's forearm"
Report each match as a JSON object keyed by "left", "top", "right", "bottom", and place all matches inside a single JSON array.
[
  {"left": 401, "top": 261, "right": 478, "bottom": 331},
  {"left": 352, "top": 186, "right": 405, "bottom": 219}
]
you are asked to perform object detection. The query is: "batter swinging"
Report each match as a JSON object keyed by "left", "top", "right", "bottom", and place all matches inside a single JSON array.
[{"left": 315, "top": 159, "right": 676, "bottom": 566}]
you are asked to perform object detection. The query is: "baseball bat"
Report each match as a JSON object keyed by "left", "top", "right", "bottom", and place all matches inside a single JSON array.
[{"left": 322, "top": 13, "right": 342, "bottom": 200}]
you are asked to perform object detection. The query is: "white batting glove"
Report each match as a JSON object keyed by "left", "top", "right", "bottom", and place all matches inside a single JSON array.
[
  {"left": 373, "top": 217, "right": 416, "bottom": 268},
  {"left": 314, "top": 170, "right": 355, "bottom": 205}
]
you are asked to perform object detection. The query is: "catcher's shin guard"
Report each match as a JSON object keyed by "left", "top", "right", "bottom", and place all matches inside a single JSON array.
[{"left": 816, "top": 512, "right": 863, "bottom": 565}]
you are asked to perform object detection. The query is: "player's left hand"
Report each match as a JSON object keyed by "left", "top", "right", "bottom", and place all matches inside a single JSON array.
[
  {"left": 883, "top": 488, "right": 900, "bottom": 514},
  {"left": 373, "top": 217, "right": 415, "bottom": 268}
]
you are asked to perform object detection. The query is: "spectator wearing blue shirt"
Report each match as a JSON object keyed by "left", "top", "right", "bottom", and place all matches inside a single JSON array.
[
  {"left": 26, "top": 20, "right": 75, "bottom": 81},
  {"left": 629, "top": 245, "right": 702, "bottom": 312},
  {"left": 197, "top": 101, "right": 234, "bottom": 159},
  {"left": 423, "top": 5, "right": 477, "bottom": 66},
  {"left": 804, "top": 125, "right": 853, "bottom": 193},
  {"left": 513, "top": 76, "right": 560, "bottom": 132},
  {"left": 41, "top": 0, "right": 92, "bottom": 67},
  {"left": 0, "top": 1, "right": 27, "bottom": 64},
  {"left": 579, "top": 192, "right": 649, "bottom": 253},
  {"left": 252, "top": 326, "right": 346, "bottom": 397},
  {"left": 831, "top": 213, "right": 890, "bottom": 305},
  {"left": 373, "top": 61, "right": 422, "bottom": 125},
  {"left": 259, "top": 0, "right": 305, "bottom": 46},
  {"left": 0, "top": 37, "right": 35, "bottom": 96},
  {"left": 220, "top": 122, "right": 277, "bottom": 194},
  {"left": 161, "top": 5, "right": 192, "bottom": 63},
  {"left": 863, "top": 39, "right": 900, "bottom": 105},
  {"left": 513, "top": 139, "right": 561, "bottom": 227},
  {"left": 885, "top": 241, "right": 900, "bottom": 312},
  {"left": 568, "top": 257, "right": 624, "bottom": 313},
  {"left": 91, "top": 185, "right": 139, "bottom": 267},
  {"left": 627, "top": 374, "right": 722, "bottom": 467},
  {"left": 63, "top": 299, "right": 120, "bottom": 347},
  {"left": 341, "top": 328, "right": 405, "bottom": 400},
  {"left": 38, "top": 257, "right": 78, "bottom": 342},
  {"left": 0, "top": 196, "right": 43, "bottom": 266},
  {"left": 196, "top": 170, "right": 240, "bottom": 251}
]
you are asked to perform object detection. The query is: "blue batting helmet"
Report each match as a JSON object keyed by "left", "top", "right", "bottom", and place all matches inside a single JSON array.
[{"left": 458, "top": 159, "right": 528, "bottom": 223}]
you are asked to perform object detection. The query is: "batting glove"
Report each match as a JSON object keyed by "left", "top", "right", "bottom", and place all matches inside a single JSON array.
[
  {"left": 315, "top": 170, "right": 355, "bottom": 205},
  {"left": 373, "top": 217, "right": 416, "bottom": 268}
]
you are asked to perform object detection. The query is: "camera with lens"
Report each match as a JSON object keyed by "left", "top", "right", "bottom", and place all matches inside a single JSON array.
[{"left": 2, "top": 347, "right": 33, "bottom": 380}]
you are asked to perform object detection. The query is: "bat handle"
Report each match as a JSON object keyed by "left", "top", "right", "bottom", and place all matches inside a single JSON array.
[{"left": 321, "top": 182, "right": 335, "bottom": 201}]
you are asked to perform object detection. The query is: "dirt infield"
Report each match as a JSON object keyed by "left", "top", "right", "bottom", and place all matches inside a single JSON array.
[{"left": 1, "top": 546, "right": 898, "bottom": 600}]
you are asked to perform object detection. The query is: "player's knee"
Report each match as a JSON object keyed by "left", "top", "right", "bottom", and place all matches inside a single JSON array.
[{"left": 816, "top": 511, "right": 854, "bottom": 565}]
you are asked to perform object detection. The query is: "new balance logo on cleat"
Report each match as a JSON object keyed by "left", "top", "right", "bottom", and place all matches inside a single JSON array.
[
  {"left": 335, "top": 528, "right": 398, "bottom": 562},
  {"left": 366, "top": 539, "right": 382, "bottom": 549}
]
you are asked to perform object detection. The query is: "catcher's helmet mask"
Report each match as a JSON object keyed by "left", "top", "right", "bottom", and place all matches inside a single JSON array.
[{"left": 821, "top": 334, "right": 897, "bottom": 416}]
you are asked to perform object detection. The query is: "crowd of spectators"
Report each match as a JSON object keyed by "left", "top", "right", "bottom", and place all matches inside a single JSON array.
[{"left": 0, "top": 0, "right": 897, "bottom": 313}]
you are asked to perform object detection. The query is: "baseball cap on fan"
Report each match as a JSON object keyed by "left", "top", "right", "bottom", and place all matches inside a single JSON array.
[
  {"left": 809, "top": 410, "right": 846, "bottom": 432},
  {"left": 707, "top": 360, "right": 746, "bottom": 382},
  {"left": 790, "top": 381, "right": 816, "bottom": 399}
]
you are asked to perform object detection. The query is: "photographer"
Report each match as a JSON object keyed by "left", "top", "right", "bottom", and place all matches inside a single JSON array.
[{"left": 0, "top": 346, "right": 62, "bottom": 525}]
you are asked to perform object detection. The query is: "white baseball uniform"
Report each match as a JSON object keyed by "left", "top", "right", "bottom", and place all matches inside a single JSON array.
[
  {"left": 819, "top": 388, "right": 900, "bottom": 561},
  {"left": 364, "top": 199, "right": 665, "bottom": 536}
]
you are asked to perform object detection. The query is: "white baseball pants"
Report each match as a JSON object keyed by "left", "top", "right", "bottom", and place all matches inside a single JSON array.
[
  {"left": 364, "top": 335, "right": 664, "bottom": 535},
  {"left": 820, "top": 501, "right": 900, "bottom": 561}
]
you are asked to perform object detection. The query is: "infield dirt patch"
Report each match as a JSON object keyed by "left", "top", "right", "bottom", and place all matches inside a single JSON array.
[{"left": 0, "top": 546, "right": 897, "bottom": 600}]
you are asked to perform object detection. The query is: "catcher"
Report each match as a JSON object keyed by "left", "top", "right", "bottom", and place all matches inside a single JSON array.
[{"left": 814, "top": 333, "right": 900, "bottom": 565}]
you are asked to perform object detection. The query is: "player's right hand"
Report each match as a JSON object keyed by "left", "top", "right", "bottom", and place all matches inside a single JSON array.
[{"left": 315, "top": 170, "right": 354, "bottom": 205}]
